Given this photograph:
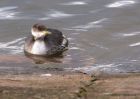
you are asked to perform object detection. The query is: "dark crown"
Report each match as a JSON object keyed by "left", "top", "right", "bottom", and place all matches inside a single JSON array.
[{"left": 33, "top": 24, "right": 47, "bottom": 31}]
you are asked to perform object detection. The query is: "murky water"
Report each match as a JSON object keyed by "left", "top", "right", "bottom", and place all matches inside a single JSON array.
[{"left": 0, "top": 0, "right": 140, "bottom": 75}]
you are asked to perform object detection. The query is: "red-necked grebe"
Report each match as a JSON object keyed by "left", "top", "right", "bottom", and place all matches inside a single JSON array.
[{"left": 24, "top": 24, "right": 68, "bottom": 56}]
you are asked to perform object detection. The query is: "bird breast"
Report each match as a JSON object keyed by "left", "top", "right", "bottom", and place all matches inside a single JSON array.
[{"left": 31, "top": 40, "right": 47, "bottom": 55}]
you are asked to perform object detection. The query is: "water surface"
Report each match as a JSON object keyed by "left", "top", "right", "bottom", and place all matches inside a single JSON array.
[{"left": 0, "top": 0, "right": 140, "bottom": 75}]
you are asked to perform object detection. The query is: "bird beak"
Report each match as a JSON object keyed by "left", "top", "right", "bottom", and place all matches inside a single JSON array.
[{"left": 43, "top": 31, "right": 51, "bottom": 35}]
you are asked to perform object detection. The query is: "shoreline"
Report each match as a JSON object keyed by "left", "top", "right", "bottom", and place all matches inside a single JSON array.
[
  {"left": 0, "top": 54, "right": 139, "bottom": 98},
  {"left": 0, "top": 73, "right": 139, "bottom": 99}
]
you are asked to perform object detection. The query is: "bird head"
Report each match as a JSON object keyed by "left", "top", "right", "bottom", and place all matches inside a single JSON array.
[{"left": 31, "top": 24, "right": 51, "bottom": 40}]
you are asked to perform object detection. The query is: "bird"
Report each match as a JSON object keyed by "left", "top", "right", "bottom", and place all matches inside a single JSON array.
[{"left": 24, "top": 24, "right": 68, "bottom": 56}]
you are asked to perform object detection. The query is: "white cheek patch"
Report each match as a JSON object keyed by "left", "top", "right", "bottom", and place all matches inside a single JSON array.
[{"left": 31, "top": 29, "right": 44, "bottom": 38}]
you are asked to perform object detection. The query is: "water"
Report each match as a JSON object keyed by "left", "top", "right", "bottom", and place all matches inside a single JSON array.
[{"left": 0, "top": 0, "right": 140, "bottom": 75}]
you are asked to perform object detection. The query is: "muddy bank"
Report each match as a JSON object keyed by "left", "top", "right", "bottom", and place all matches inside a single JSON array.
[
  {"left": 0, "top": 73, "right": 90, "bottom": 99},
  {"left": 0, "top": 73, "right": 140, "bottom": 99},
  {"left": 81, "top": 74, "right": 140, "bottom": 99}
]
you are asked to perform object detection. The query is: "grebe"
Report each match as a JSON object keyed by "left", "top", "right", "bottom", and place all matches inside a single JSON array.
[{"left": 24, "top": 24, "right": 68, "bottom": 56}]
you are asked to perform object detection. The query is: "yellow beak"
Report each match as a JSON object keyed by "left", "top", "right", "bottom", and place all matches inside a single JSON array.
[{"left": 43, "top": 31, "right": 51, "bottom": 35}]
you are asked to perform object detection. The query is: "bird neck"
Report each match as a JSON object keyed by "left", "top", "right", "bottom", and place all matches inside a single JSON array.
[{"left": 34, "top": 36, "right": 45, "bottom": 41}]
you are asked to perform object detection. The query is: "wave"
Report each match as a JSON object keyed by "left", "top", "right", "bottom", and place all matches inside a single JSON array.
[
  {"left": 106, "top": 0, "right": 136, "bottom": 8},
  {"left": 66, "top": 63, "right": 121, "bottom": 75},
  {"left": 0, "top": 37, "right": 25, "bottom": 54},
  {"left": 122, "top": 31, "right": 140, "bottom": 37},
  {"left": 38, "top": 10, "right": 75, "bottom": 20},
  {"left": 64, "top": 18, "right": 108, "bottom": 31},
  {"left": 0, "top": 6, "right": 21, "bottom": 20},
  {"left": 129, "top": 42, "right": 140, "bottom": 47},
  {"left": 59, "top": 1, "right": 88, "bottom": 5},
  {"left": 114, "top": 31, "right": 140, "bottom": 38},
  {"left": 66, "top": 61, "right": 140, "bottom": 75}
]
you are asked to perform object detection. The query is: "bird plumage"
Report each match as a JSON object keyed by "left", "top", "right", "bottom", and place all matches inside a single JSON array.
[{"left": 24, "top": 24, "right": 68, "bottom": 56}]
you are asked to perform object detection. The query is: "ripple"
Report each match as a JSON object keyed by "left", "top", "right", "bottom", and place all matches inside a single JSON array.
[
  {"left": 60, "top": 1, "right": 88, "bottom": 5},
  {"left": 63, "top": 28, "right": 87, "bottom": 31},
  {"left": 0, "top": 6, "right": 17, "bottom": 11},
  {"left": 0, "top": 6, "right": 21, "bottom": 20},
  {"left": 89, "top": 9, "right": 103, "bottom": 14},
  {"left": 64, "top": 18, "right": 108, "bottom": 31},
  {"left": 69, "top": 47, "right": 81, "bottom": 50},
  {"left": 115, "top": 31, "right": 140, "bottom": 38},
  {"left": 0, "top": 37, "right": 25, "bottom": 54},
  {"left": 65, "top": 55, "right": 140, "bottom": 74},
  {"left": 129, "top": 42, "right": 140, "bottom": 47},
  {"left": 131, "top": 60, "right": 139, "bottom": 62},
  {"left": 67, "top": 62, "right": 139, "bottom": 74},
  {"left": 92, "top": 43, "right": 109, "bottom": 50},
  {"left": 39, "top": 10, "right": 75, "bottom": 20},
  {"left": 106, "top": 0, "right": 136, "bottom": 8},
  {"left": 69, "top": 47, "right": 85, "bottom": 51},
  {"left": 66, "top": 63, "right": 123, "bottom": 74},
  {"left": 122, "top": 31, "right": 140, "bottom": 37}
]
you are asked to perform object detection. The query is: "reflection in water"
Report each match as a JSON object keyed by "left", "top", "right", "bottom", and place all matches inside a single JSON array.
[{"left": 24, "top": 51, "right": 64, "bottom": 64}]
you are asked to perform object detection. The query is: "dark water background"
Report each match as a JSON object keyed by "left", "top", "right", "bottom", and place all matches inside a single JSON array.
[{"left": 0, "top": 0, "right": 140, "bottom": 75}]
